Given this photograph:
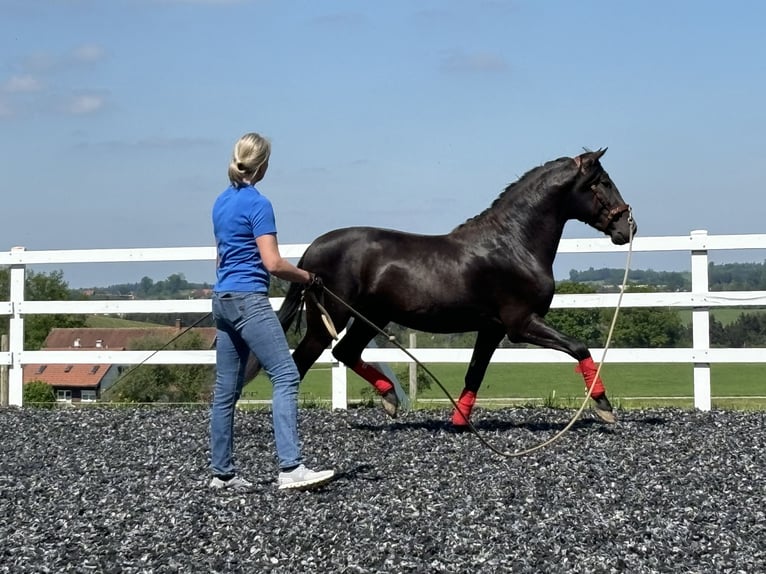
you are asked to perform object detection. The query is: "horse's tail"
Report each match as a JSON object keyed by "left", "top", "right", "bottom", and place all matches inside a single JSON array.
[{"left": 243, "top": 280, "right": 305, "bottom": 382}]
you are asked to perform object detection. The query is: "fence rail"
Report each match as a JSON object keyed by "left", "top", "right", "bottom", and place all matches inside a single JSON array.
[{"left": 3, "top": 230, "right": 766, "bottom": 409}]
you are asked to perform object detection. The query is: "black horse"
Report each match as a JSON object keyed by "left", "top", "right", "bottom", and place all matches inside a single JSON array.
[{"left": 267, "top": 149, "right": 636, "bottom": 426}]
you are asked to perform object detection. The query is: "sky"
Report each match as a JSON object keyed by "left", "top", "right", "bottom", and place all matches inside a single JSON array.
[{"left": 1, "top": 0, "right": 765, "bottom": 288}]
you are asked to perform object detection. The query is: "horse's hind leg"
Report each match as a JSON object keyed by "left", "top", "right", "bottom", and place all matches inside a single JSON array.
[
  {"left": 291, "top": 306, "right": 342, "bottom": 379},
  {"left": 510, "top": 313, "right": 615, "bottom": 423},
  {"left": 332, "top": 318, "right": 399, "bottom": 418},
  {"left": 451, "top": 326, "right": 505, "bottom": 428}
]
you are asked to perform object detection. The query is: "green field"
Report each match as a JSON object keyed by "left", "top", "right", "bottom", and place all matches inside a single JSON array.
[{"left": 241, "top": 362, "right": 766, "bottom": 410}]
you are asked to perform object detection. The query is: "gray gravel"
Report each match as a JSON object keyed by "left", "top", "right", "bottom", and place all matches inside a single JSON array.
[{"left": 0, "top": 406, "right": 764, "bottom": 573}]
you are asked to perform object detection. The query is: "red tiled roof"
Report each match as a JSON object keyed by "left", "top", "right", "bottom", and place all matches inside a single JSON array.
[
  {"left": 23, "top": 361, "right": 108, "bottom": 388},
  {"left": 26, "top": 327, "right": 217, "bottom": 389}
]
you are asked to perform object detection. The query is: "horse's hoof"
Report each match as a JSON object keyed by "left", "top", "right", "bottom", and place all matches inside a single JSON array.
[
  {"left": 451, "top": 409, "right": 470, "bottom": 427},
  {"left": 381, "top": 390, "right": 399, "bottom": 418},
  {"left": 592, "top": 395, "right": 617, "bottom": 424}
]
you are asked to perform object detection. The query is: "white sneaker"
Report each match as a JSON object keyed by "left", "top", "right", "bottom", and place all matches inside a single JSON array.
[
  {"left": 277, "top": 464, "right": 335, "bottom": 490},
  {"left": 209, "top": 475, "right": 253, "bottom": 490}
]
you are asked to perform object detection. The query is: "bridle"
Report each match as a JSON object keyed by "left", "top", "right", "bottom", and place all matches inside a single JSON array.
[
  {"left": 589, "top": 177, "right": 631, "bottom": 232},
  {"left": 572, "top": 155, "right": 630, "bottom": 232}
]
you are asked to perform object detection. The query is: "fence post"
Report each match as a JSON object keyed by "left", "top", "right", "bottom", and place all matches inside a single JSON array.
[
  {"left": 690, "top": 230, "right": 711, "bottom": 411},
  {"left": 1, "top": 334, "right": 8, "bottom": 406},
  {"left": 408, "top": 332, "right": 417, "bottom": 407},
  {"left": 8, "top": 247, "right": 26, "bottom": 406},
  {"left": 330, "top": 333, "right": 347, "bottom": 410}
]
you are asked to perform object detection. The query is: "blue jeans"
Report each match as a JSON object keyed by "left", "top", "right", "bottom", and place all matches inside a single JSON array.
[{"left": 210, "top": 292, "right": 302, "bottom": 475}]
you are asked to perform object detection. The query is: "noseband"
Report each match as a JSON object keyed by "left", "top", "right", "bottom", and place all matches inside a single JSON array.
[{"left": 590, "top": 181, "right": 630, "bottom": 230}]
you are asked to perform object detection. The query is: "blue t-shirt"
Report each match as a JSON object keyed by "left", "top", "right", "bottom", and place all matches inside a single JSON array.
[{"left": 212, "top": 184, "right": 277, "bottom": 293}]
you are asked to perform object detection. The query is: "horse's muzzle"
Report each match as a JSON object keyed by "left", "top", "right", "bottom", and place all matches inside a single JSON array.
[{"left": 609, "top": 211, "right": 637, "bottom": 245}]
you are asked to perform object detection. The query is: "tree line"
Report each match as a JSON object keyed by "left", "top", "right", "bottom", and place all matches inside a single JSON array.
[
  {"left": 569, "top": 260, "right": 766, "bottom": 291},
  {"left": 85, "top": 273, "right": 213, "bottom": 300},
  {"left": 544, "top": 282, "right": 766, "bottom": 349}
]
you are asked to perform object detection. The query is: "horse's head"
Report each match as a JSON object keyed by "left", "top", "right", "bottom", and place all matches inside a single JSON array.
[{"left": 571, "top": 148, "right": 637, "bottom": 245}]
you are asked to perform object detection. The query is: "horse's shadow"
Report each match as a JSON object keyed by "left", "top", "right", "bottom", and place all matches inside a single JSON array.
[{"left": 350, "top": 412, "right": 669, "bottom": 434}]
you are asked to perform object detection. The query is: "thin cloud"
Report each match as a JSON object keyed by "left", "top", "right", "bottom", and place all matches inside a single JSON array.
[
  {"left": 0, "top": 44, "right": 108, "bottom": 120},
  {"left": 0, "top": 90, "right": 110, "bottom": 120},
  {"left": 20, "top": 43, "right": 106, "bottom": 73},
  {"left": 72, "top": 44, "right": 106, "bottom": 64},
  {"left": 21, "top": 51, "right": 58, "bottom": 73},
  {"left": 64, "top": 93, "right": 106, "bottom": 115},
  {"left": 3, "top": 75, "right": 44, "bottom": 93}
]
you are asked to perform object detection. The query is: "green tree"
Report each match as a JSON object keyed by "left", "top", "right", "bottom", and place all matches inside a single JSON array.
[
  {"left": 23, "top": 380, "right": 56, "bottom": 408},
  {"left": 137, "top": 276, "right": 154, "bottom": 298},
  {"left": 709, "top": 261, "right": 766, "bottom": 290},
  {"left": 162, "top": 273, "right": 188, "bottom": 295},
  {"left": 0, "top": 268, "right": 87, "bottom": 349},
  {"left": 605, "top": 286, "right": 685, "bottom": 347},
  {"left": 104, "top": 331, "right": 215, "bottom": 403},
  {"left": 545, "top": 281, "right": 604, "bottom": 347},
  {"left": 723, "top": 312, "right": 766, "bottom": 347}
]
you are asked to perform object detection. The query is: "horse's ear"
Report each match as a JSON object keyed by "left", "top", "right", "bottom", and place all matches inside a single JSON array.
[{"left": 574, "top": 148, "right": 607, "bottom": 173}]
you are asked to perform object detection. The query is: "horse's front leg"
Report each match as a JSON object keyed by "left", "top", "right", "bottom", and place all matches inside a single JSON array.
[
  {"left": 451, "top": 326, "right": 506, "bottom": 428},
  {"left": 510, "top": 313, "right": 616, "bottom": 423}
]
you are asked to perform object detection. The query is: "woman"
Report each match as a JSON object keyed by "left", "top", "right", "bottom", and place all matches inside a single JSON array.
[{"left": 209, "top": 132, "right": 334, "bottom": 491}]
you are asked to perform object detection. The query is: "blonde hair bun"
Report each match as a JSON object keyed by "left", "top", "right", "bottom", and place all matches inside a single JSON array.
[{"left": 228, "top": 132, "right": 271, "bottom": 187}]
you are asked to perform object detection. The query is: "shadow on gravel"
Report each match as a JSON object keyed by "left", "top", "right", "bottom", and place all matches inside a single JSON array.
[
  {"left": 467, "top": 418, "right": 604, "bottom": 433},
  {"left": 351, "top": 417, "right": 606, "bottom": 434},
  {"left": 350, "top": 412, "right": 670, "bottom": 434},
  {"left": 332, "top": 463, "right": 382, "bottom": 483},
  {"left": 623, "top": 415, "right": 668, "bottom": 425}
]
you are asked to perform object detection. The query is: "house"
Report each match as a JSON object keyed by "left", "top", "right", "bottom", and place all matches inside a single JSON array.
[{"left": 23, "top": 325, "right": 217, "bottom": 403}]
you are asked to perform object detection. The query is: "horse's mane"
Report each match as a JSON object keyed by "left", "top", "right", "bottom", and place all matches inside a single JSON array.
[{"left": 451, "top": 156, "right": 574, "bottom": 233}]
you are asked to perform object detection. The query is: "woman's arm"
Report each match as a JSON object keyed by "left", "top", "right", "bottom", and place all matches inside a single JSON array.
[{"left": 255, "top": 234, "right": 312, "bottom": 284}]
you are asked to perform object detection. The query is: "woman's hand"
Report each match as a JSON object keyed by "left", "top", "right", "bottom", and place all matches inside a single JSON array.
[{"left": 306, "top": 273, "right": 323, "bottom": 289}]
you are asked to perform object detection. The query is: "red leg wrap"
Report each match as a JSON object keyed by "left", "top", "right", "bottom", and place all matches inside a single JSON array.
[
  {"left": 576, "top": 357, "right": 606, "bottom": 398},
  {"left": 351, "top": 361, "right": 394, "bottom": 395},
  {"left": 451, "top": 389, "right": 477, "bottom": 426}
]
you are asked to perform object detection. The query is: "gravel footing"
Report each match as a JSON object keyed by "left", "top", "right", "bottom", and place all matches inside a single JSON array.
[{"left": 1, "top": 406, "right": 764, "bottom": 573}]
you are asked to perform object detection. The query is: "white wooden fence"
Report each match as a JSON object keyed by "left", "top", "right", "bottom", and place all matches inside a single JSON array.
[{"left": 2, "top": 230, "right": 766, "bottom": 410}]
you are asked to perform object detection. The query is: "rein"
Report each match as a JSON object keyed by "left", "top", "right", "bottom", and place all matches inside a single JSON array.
[{"left": 310, "top": 208, "right": 634, "bottom": 459}]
